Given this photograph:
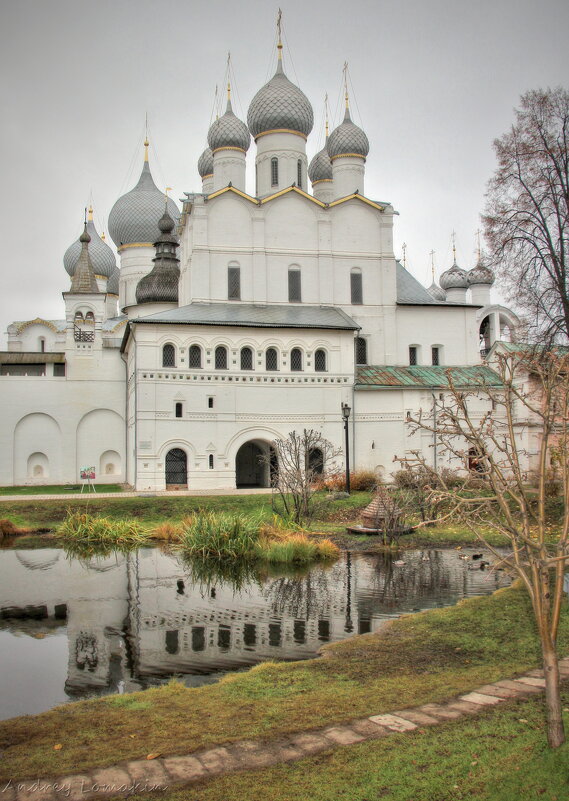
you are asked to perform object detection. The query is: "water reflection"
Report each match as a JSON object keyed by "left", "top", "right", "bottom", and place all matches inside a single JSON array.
[{"left": 0, "top": 546, "right": 511, "bottom": 719}]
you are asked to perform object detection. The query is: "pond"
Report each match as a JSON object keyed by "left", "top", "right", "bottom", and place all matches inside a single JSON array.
[{"left": 0, "top": 546, "right": 512, "bottom": 720}]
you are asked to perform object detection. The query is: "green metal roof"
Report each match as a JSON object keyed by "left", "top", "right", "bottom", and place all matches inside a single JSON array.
[{"left": 356, "top": 364, "right": 503, "bottom": 389}]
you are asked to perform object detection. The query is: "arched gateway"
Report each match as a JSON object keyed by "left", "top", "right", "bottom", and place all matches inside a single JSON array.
[
  {"left": 235, "top": 440, "right": 277, "bottom": 488},
  {"left": 165, "top": 448, "right": 187, "bottom": 488}
]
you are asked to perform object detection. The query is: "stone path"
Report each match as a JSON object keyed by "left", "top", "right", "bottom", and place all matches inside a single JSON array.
[
  {"left": 5, "top": 660, "right": 569, "bottom": 800},
  {"left": 0, "top": 488, "right": 272, "bottom": 503}
]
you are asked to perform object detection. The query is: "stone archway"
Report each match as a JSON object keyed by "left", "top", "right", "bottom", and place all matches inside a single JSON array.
[
  {"left": 165, "top": 448, "right": 187, "bottom": 488},
  {"left": 235, "top": 440, "right": 276, "bottom": 488}
]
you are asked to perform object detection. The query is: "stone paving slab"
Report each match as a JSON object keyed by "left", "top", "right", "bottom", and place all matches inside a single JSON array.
[
  {"left": 391, "top": 708, "right": 440, "bottom": 726},
  {"left": 418, "top": 703, "right": 464, "bottom": 720},
  {"left": 460, "top": 691, "right": 503, "bottom": 706},
  {"left": 368, "top": 714, "right": 417, "bottom": 732},
  {"left": 161, "top": 755, "right": 206, "bottom": 783},
  {"left": 493, "top": 679, "right": 543, "bottom": 694},
  {"left": 516, "top": 676, "right": 546, "bottom": 688},
  {"left": 321, "top": 726, "right": 366, "bottom": 745},
  {"left": 448, "top": 699, "right": 487, "bottom": 715},
  {"left": 476, "top": 683, "right": 521, "bottom": 699}
]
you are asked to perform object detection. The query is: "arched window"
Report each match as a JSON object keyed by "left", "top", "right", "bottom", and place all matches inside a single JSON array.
[
  {"left": 355, "top": 337, "right": 367, "bottom": 365},
  {"left": 266, "top": 347, "right": 278, "bottom": 371},
  {"left": 209, "top": 454, "right": 214, "bottom": 469},
  {"left": 350, "top": 270, "right": 363, "bottom": 304},
  {"left": 189, "top": 344, "right": 202, "bottom": 368},
  {"left": 240, "top": 347, "right": 253, "bottom": 370},
  {"left": 271, "top": 157, "right": 279, "bottom": 187},
  {"left": 85, "top": 311, "right": 95, "bottom": 323},
  {"left": 290, "top": 348, "right": 303, "bottom": 371},
  {"left": 175, "top": 402, "right": 183, "bottom": 418},
  {"left": 297, "top": 159, "right": 302, "bottom": 189},
  {"left": 162, "top": 343, "right": 176, "bottom": 367},
  {"left": 228, "top": 265, "right": 241, "bottom": 300},
  {"left": 215, "top": 345, "right": 228, "bottom": 369},
  {"left": 288, "top": 268, "right": 301, "bottom": 302},
  {"left": 38, "top": 337, "right": 45, "bottom": 353},
  {"left": 308, "top": 447, "right": 324, "bottom": 475},
  {"left": 74, "top": 311, "right": 84, "bottom": 322},
  {"left": 315, "top": 349, "right": 327, "bottom": 372}
]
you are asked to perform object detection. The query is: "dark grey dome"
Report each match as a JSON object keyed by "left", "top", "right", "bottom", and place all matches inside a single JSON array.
[
  {"left": 107, "top": 268, "right": 120, "bottom": 295},
  {"left": 136, "top": 209, "right": 180, "bottom": 305},
  {"left": 440, "top": 261, "right": 468, "bottom": 290},
  {"left": 327, "top": 107, "right": 369, "bottom": 160},
  {"left": 247, "top": 61, "right": 313, "bottom": 139},
  {"left": 108, "top": 160, "right": 180, "bottom": 248},
  {"left": 198, "top": 147, "right": 213, "bottom": 177},
  {"left": 467, "top": 262, "right": 495, "bottom": 286},
  {"left": 64, "top": 215, "right": 116, "bottom": 278},
  {"left": 208, "top": 99, "right": 250, "bottom": 152},
  {"left": 427, "top": 281, "right": 446, "bottom": 302},
  {"left": 308, "top": 144, "right": 332, "bottom": 183}
]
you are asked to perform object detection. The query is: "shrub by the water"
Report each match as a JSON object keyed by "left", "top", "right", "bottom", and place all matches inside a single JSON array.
[
  {"left": 56, "top": 511, "right": 149, "bottom": 546},
  {"left": 178, "top": 512, "right": 261, "bottom": 558},
  {"left": 257, "top": 533, "right": 339, "bottom": 563}
]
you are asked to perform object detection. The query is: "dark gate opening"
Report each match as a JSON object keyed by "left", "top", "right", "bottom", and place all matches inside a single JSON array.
[{"left": 165, "top": 448, "right": 187, "bottom": 488}]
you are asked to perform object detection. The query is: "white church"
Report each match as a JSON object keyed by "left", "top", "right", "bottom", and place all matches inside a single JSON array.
[{"left": 0, "top": 36, "right": 518, "bottom": 491}]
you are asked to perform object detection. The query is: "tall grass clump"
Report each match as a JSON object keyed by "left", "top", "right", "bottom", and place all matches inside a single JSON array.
[
  {"left": 56, "top": 511, "right": 149, "bottom": 546},
  {"left": 257, "top": 532, "right": 340, "bottom": 564},
  {"left": 178, "top": 512, "right": 261, "bottom": 558}
]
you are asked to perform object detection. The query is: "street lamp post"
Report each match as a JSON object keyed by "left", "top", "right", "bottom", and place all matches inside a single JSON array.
[{"left": 341, "top": 402, "right": 351, "bottom": 494}]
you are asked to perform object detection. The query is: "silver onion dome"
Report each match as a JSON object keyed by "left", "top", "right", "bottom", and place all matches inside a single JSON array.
[
  {"left": 308, "top": 144, "right": 332, "bottom": 183},
  {"left": 327, "top": 107, "right": 369, "bottom": 160},
  {"left": 427, "top": 281, "right": 447, "bottom": 302},
  {"left": 135, "top": 209, "right": 180, "bottom": 305},
  {"left": 247, "top": 60, "right": 313, "bottom": 139},
  {"left": 64, "top": 213, "right": 116, "bottom": 278},
  {"left": 108, "top": 156, "right": 180, "bottom": 248},
  {"left": 440, "top": 261, "right": 469, "bottom": 290},
  {"left": 107, "top": 268, "right": 120, "bottom": 295},
  {"left": 197, "top": 147, "right": 214, "bottom": 177},
  {"left": 207, "top": 98, "right": 250, "bottom": 153},
  {"left": 467, "top": 261, "right": 495, "bottom": 286}
]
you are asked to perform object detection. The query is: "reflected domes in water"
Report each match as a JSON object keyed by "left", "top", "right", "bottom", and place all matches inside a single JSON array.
[{"left": 15, "top": 550, "right": 61, "bottom": 571}]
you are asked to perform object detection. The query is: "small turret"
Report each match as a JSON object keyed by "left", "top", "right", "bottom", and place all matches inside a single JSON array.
[
  {"left": 207, "top": 82, "right": 250, "bottom": 192},
  {"left": 327, "top": 69, "right": 369, "bottom": 198},
  {"left": 135, "top": 207, "right": 180, "bottom": 312}
]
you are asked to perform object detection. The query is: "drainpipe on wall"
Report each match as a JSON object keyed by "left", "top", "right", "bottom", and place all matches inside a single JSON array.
[
  {"left": 431, "top": 390, "right": 438, "bottom": 473},
  {"left": 120, "top": 345, "right": 129, "bottom": 487}
]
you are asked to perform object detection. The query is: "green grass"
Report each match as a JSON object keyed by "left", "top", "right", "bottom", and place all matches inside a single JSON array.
[
  {"left": 1, "top": 582, "right": 568, "bottom": 782},
  {"left": 127, "top": 692, "right": 569, "bottom": 801},
  {"left": 178, "top": 511, "right": 261, "bottom": 557},
  {"left": 55, "top": 511, "right": 151, "bottom": 548},
  {"left": 0, "top": 484, "right": 124, "bottom": 495}
]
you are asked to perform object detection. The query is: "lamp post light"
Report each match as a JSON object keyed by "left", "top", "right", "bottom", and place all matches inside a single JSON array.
[{"left": 341, "top": 402, "right": 351, "bottom": 494}]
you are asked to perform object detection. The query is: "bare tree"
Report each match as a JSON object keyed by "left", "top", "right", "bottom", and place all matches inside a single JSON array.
[
  {"left": 398, "top": 347, "right": 569, "bottom": 748},
  {"left": 266, "top": 429, "right": 341, "bottom": 525},
  {"left": 483, "top": 87, "right": 569, "bottom": 342}
]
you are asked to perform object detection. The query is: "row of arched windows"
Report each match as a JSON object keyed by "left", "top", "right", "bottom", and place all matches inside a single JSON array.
[
  {"left": 162, "top": 344, "right": 329, "bottom": 372},
  {"left": 74, "top": 311, "right": 95, "bottom": 323},
  {"left": 225, "top": 265, "right": 364, "bottom": 304}
]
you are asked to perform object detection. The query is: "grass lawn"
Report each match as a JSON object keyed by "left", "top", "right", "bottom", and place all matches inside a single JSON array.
[
  {"left": 1, "top": 582, "right": 568, "bottom": 783},
  {"left": 0, "top": 484, "right": 125, "bottom": 496}
]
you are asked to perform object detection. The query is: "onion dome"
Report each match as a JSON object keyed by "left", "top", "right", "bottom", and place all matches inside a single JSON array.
[
  {"left": 207, "top": 94, "right": 250, "bottom": 153},
  {"left": 64, "top": 208, "right": 116, "bottom": 278},
  {"left": 198, "top": 146, "right": 213, "bottom": 178},
  {"left": 427, "top": 281, "right": 446, "bottom": 301},
  {"left": 107, "top": 268, "right": 120, "bottom": 295},
  {"left": 135, "top": 209, "right": 180, "bottom": 304},
  {"left": 247, "top": 58, "right": 313, "bottom": 139},
  {"left": 327, "top": 106, "right": 369, "bottom": 161},
  {"left": 467, "top": 261, "right": 495, "bottom": 286},
  {"left": 69, "top": 224, "right": 100, "bottom": 293},
  {"left": 108, "top": 143, "right": 180, "bottom": 248},
  {"left": 439, "top": 260, "right": 468, "bottom": 290},
  {"left": 308, "top": 144, "right": 332, "bottom": 183}
]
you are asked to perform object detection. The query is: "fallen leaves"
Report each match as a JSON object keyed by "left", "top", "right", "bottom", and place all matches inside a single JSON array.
[{"left": 146, "top": 753, "right": 162, "bottom": 760}]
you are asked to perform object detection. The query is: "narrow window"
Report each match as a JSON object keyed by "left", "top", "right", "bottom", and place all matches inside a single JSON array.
[
  {"left": 288, "top": 268, "right": 301, "bottom": 302},
  {"left": 266, "top": 347, "right": 278, "bottom": 371},
  {"left": 315, "top": 349, "right": 327, "bottom": 372},
  {"left": 431, "top": 346, "right": 440, "bottom": 366},
  {"left": 350, "top": 271, "right": 363, "bottom": 304},
  {"left": 271, "top": 157, "right": 278, "bottom": 187},
  {"left": 209, "top": 454, "right": 214, "bottom": 469},
  {"left": 74, "top": 311, "right": 84, "bottom": 322},
  {"left": 189, "top": 344, "right": 202, "bottom": 368},
  {"left": 175, "top": 402, "right": 183, "bottom": 418},
  {"left": 162, "top": 344, "right": 176, "bottom": 367},
  {"left": 39, "top": 338, "right": 45, "bottom": 353},
  {"left": 290, "top": 348, "right": 303, "bottom": 371},
  {"left": 85, "top": 312, "right": 95, "bottom": 323},
  {"left": 215, "top": 346, "right": 227, "bottom": 369},
  {"left": 409, "top": 346, "right": 417, "bottom": 366},
  {"left": 240, "top": 347, "right": 253, "bottom": 370},
  {"left": 355, "top": 337, "right": 367, "bottom": 365},
  {"left": 228, "top": 266, "right": 241, "bottom": 300},
  {"left": 208, "top": 396, "right": 214, "bottom": 409},
  {"left": 53, "top": 363, "right": 66, "bottom": 377},
  {"left": 297, "top": 159, "right": 302, "bottom": 188}
]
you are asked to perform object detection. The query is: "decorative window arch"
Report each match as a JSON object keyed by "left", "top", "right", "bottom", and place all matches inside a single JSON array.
[
  {"left": 271, "top": 157, "right": 279, "bottom": 187},
  {"left": 315, "top": 349, "right": 327, "bottom": 372},
  {"left": 162, "top": 343, "right": 176, "bottom": 367},
  {"left": 215, "top": 345, "right": 228, "bottom": 370},
  {"left": 189, "top": 344, "right": 202, "bottom": 368},
  {"left": 266, "top": 347, "right": 278, "bottom": 371},
  {"left": 288, "top": 267, "right": 301, "bottom": 302},
  {"left": 240, "top": 346, "right": 253, "bottom": 370},
  {"left": 355, "top": 337, "right": 367, "bottom": 365},
  {"left": 350, "top": 269, "right": 363, "bottom": 304},
  {"left": 290, "top": 348, "right": 303, "bottom": 371}
]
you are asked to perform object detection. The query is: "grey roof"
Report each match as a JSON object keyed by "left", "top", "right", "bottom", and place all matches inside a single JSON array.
[
  {"left": 440, "top": 261, "right": 468, "bottom": 289},
  {"left": 208, "top": 99, "right": 250, "bottom": 152},
  {"left": 0, "top": 351, "right": 66, "bottom": 364},
  {"left": 467, "top": 261, "right": 495, "bottom": 286},
  {"left": 327, "top": 108, "right": 369, "bottom": 159},
  {"left": 108, "top": 159, "right": 180, "bottom": 248},
  {"left": 427, "top": 281, "right": 447, "bottom": 301},
  {"left": 107, "top": 268, "right": 120, "bottom": 295},
  {"left": 396, "top": 262, "right": 439, "bottom": 304},
  {"left": 64, "top": 217, "right": 116, "bottom": 278},
  {"left": 69, "top": 228, "right": 100, "bottom": 293},
  {"left": 308, "top": 143, "right": 332, "bottom": 182},
  {"left": 102, "top": 315, "right": 127, "bottom": 332},
  {"left": 130, "top": 302, "right": 360, "bottom": 330},
  {"left": 247, "top": 61, "right": 313, "bottom": 138},
  {"left": 197, "top": 147, "right": 213, "bottom": 177}
]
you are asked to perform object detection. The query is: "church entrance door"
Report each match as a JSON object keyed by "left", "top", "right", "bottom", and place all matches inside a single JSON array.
[
  {"left": 236, "top": 441, "right": 276, "bottom": 488},
  {"left": 165, "top": 448, "right": 187, "bottom": 488}
]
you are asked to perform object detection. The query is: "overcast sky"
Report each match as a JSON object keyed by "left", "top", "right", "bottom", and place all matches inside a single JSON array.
[{"left": 1, "top": 0, "right": 568, "bottom": 344}]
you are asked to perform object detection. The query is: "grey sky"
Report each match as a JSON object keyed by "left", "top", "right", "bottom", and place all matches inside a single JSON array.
[{"left": 1, "top": 0, "right": 568, "bottom": 344}]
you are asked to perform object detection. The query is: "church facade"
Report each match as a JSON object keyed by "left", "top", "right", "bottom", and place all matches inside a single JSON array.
[{"left": 0, "top": 44, "right": 518, "bottom": 490}]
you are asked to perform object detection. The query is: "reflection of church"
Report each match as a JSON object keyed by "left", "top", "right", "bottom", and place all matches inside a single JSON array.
[
  {"left": 0, "top": 548, "right": 510, "bottom": 704},
  {"left": 0, "top": 25, "right": 518, "bottom": 489}
]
